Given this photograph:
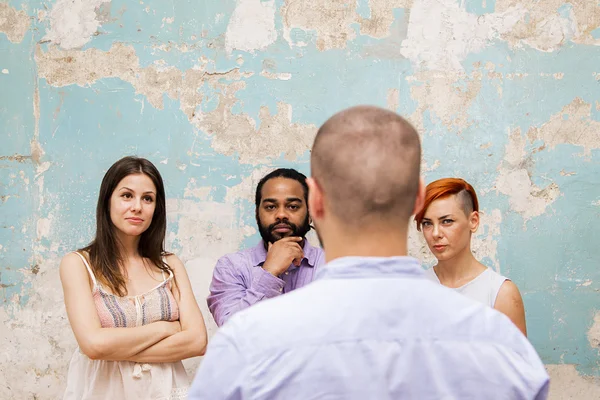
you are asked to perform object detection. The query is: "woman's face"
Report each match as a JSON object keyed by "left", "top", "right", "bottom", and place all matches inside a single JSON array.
[
  {"left": 109, "top": 173, "right": 157, "bottom": 238},
  {"left": 420, "top": 195, "right": 478, "bottom": 262}
]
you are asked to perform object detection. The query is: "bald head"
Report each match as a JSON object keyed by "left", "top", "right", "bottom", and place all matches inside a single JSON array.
[{"left": 311, "top": 106, "right": 421, "bottom": 227}]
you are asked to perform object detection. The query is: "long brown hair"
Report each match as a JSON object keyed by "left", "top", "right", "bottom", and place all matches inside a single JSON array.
[{"left": 79, "top": 156, "right": 172, "bottom": 296}]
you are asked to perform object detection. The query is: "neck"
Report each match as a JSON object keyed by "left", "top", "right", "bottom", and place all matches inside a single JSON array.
[
  {"left": 321, "top": 224, "right": 409, "bottom": 263},
  {"left": 115, "top": 231, "right": 141, "bottom": 261},
  {"left": 435, "top": 247, "right": 481, "bottom": 281}
]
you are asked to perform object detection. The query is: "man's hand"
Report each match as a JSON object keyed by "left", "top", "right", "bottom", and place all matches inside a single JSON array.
[{"left": 262, "top": 237, "right": 304, "bottom": 277}]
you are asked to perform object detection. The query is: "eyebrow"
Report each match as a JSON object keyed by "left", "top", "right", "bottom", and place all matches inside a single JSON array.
[
  {"left": 120, "top": 186, "right": 156, "bottom": 195},
  {"left": 262, "top": 197, "right": 303, "bottom": 203},
  {"left": 422, "top": 214, "right": 453, "bottom": 221}
]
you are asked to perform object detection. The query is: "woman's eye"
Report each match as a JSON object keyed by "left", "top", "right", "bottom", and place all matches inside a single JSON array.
[
  {"left": 122, "top": 193, "right": 132, "bottom": 198},
  {"left": 144, "top": 196, "right": 154, "bottom": 202}
]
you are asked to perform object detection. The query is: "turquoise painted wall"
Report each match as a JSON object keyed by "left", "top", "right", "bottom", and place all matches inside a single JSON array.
[{"left": 1, "top": 0, "right": 599, "bottom": 397}]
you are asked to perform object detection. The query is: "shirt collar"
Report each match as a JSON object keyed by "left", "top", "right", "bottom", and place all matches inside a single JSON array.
[
  {"left": 315, "top": 256, "right": 423, "bottom": 281},
  {"left": 251, "top": 239, "right": 319, "bottom": 268}
]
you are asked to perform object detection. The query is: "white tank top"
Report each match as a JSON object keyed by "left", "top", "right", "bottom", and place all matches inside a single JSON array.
[{"left": 424, "top": 267, "right": 508, "bottom": 308}]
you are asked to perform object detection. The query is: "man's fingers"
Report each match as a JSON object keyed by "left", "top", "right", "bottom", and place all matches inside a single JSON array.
[{"left": 278, "top": 236, "right": 302, "bottom": 243}]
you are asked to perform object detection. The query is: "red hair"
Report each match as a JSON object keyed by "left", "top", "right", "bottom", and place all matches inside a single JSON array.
[{"left": 415, "top": 178, "right": 479, "bottom": 231}]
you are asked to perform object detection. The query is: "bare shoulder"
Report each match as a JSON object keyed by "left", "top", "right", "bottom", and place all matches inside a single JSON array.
[
  {"left": 164, "top": 253, "right": 186, "bottom": 274},
  {"left": 59, "top": 252, "right": 85, "bottom": 273},
  {"left": 497, "top": 280, "right": 523, "bottom": 307},
  {"left": 494, "top": 279, "right": 527, "bottom": 336},
  {"left": 59, "top": 252, "right": 91, "bottom": 287}
]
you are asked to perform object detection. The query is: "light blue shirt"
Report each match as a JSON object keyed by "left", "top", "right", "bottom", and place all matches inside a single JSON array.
[{"left": 190, "top": 256, "right": 549, "bottom": 400}]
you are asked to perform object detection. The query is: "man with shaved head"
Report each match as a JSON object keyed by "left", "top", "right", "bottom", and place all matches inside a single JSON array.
[{"left": 189, "top": 106, "right": 549, "bottom": 400}]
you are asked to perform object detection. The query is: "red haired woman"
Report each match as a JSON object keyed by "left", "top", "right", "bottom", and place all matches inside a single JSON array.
[{"left": 415, "top": 178, "right": 527, "bottom": 336}]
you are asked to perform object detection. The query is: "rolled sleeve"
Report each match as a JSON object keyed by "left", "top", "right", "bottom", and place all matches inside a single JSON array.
[
  {"left": 207, "top": 256, "right": 285, "bottom": 326},
  {"left": 250, "top": 265, "right": 285, "bottom": 298}
]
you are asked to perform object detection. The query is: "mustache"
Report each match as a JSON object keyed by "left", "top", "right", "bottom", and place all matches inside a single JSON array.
[{"left": 268, "top": 221, "right": 295, "bottom": 231}]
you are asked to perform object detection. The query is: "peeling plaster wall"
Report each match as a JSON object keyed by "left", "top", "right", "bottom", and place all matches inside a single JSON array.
[{"left": 1, "top": 0, "right": 599, "bottom": 398}]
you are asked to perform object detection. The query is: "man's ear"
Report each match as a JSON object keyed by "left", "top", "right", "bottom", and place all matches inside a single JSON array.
[
  {"left": 411, "top": 176, "right": 426, "bottom": 216},
  {"left": 306, "top": 177, "right": 324, "bottom": 222}
]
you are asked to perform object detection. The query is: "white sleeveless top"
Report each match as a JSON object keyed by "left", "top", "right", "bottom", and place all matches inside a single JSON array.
[
  {"left": 64, "top": 252, "right": 189, "bottom": 400},
  {"left": 424, "top": 267, "right": 508, "bottom": 308}
]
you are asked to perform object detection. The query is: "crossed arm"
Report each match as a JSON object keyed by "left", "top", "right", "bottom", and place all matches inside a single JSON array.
[{"left": 59, "top": 252, "right": 207, "bottom": 362}]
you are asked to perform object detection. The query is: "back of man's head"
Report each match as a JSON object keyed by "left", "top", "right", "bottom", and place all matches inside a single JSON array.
[{"left": 311, "top": 106, "right": 421, "bottom": 229}]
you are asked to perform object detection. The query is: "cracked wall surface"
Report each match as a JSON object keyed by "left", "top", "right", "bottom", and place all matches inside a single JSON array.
[{"left": 1, "top": 0, "right": 599, "bottom": 398}]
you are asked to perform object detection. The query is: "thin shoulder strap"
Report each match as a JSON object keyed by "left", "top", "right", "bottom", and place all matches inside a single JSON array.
[
  {"left": 161, "top": 255, "right": 167, "bottom": 281},
  {"left": 74, "top": 251, "right": 97, "bottom": 287}
]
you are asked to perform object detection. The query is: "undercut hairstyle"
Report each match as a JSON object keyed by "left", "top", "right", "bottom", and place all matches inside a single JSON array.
[
  {"left": 255, "top": 168, "right": 309, "bottom": 208},
  {"left": 79, "top": 156, "right": 173, "bottom": 297},
  {"left": 414, "top": 178, "right": 479, "bottom": 231},
  {"left": 311, "top": 105, "right": 422, "bottom": 227}
]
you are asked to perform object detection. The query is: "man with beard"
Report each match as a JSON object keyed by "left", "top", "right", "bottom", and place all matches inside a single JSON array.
[{"left": 207, "top": 168, "right": 325, "bottom": 327}]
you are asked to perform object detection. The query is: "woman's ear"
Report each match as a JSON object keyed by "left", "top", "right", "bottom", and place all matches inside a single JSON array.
[{"left": 469, "top": 211, "right": 480, "bottom": 233}]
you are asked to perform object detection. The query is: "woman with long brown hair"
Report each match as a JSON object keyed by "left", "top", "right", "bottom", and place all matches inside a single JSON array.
[
  {"left": 59, "top": 156, "right": 207, "bottom": 399},
  {"left": 415, "top": 178, "right": 527, "bottom": 336}
]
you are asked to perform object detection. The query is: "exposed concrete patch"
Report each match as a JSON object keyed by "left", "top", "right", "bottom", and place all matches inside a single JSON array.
[
  {"left": 225, "top": 0, "right": 277, "bottom": 53},
  {"left": 0, "top": 154, "right": 32, "bottom": 162},
  {"left": 401, "top": 0, "right": 523, "bottom": 71},
  {"left": 527, "top": 98, "right": 600, "bottom": 158},
  {"left": 43, "top": 0, "right": 111, "bottom": 50},
  {"left": 495, "top": 128, "right": 560, "bottom": 222},
  {"left": 197, "top": 93, "right": 317, "bottom": 164},
  {"left": 408, "top": 69, "right": 483, "bottom": 130},
  {"left": 0, "top": 3, "right": 31, "bottom": 44},
  {"left": 386, "top": 88, "right": 400, "bottom": 111},
  {"left": 0, "top": 256, "right": 71, "bottom": 400},
  {"left": 496, "top": 165, "right": 560, "bottom": 221},
  {"left": 35, "top": 43, "right": 139, "bottom": 88},
  {"left": 281, "top": 0, "right": 357, "bottom": 50},
  {"left": 260, "top": 71, "right": 292, "bottom": 80},
  {"left": 183, "top": 179, "right": 212, "bottom": 201},
  {"left": 37, "top": 44, "right": 314, "bottom": 164},
  {"left": 472, "top": 209, "right": 502, "bottom": 271},
  {"left": 224, "top": 166, "right": 273, "bottom": 205},
  {"left": 166, "top": 199, "right": 247, "bottom": 262},
  {"left": 359, "top": 0, "right": 413, "bottom": 38},
  {"left": 546, "top": 364, "right": 600, "bottom": 400},
  {"left": 496, "top": 0, "right": 600, "bottom": 50},
  {"left": 588, "top": 311, "right": 600, "bottom": 350}
]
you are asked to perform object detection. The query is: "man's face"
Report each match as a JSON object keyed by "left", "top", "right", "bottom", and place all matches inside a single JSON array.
[{"left": 257, "top": 177, "right": 311, "bottom": 244}]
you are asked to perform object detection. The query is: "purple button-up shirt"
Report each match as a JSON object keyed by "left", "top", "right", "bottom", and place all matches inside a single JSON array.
[{"left": 207, "top": 240, "right": 325, "bottom": 326}]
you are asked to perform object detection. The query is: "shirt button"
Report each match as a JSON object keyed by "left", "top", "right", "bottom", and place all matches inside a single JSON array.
[
  {"left": 279, "top": 288, "right": 283, "bottom": 292},
  {"left": 285, "top": 272, "right": 289, "bottom": 275}
]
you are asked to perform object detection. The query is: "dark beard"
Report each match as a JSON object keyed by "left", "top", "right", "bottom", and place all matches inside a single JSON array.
[{"left": 258, "top": 213, "right": 311, "bottom": 244}]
